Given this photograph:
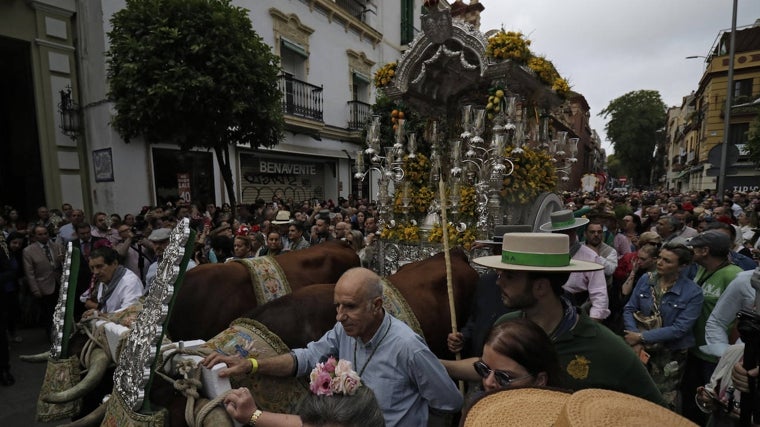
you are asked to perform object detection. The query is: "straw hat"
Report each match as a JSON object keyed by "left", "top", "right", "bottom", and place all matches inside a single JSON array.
[
  {"left": 271, "top": 210, "right": 292, "bottom": 225},
  {"left": 473, "top": 233, "right": 603, "bottom": 272},
  {"left": 462, "top": 388, "right": 570, "bottom": 427},
  {"left": 462, "top": 388, "right": 696, "bottom": 427},
  {"left": 539, "top": 209, "right": 589, "bottom": 232},
  {"left": 555, "top": 389, "right": 696, "bottom": 427}
]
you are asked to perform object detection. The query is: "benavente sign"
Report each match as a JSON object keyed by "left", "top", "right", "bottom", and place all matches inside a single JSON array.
[{"left": 259, "top": 160, "right": 317, "bottom": 175}]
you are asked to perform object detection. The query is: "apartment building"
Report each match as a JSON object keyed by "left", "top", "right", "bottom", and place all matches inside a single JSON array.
[{"left": 666, "top": 21, "right": 760, "bottom": 193}]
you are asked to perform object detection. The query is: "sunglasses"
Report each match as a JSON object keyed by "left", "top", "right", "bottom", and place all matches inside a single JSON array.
[{"left": 473, "top": 360, "right": 532, "bottom": 388}]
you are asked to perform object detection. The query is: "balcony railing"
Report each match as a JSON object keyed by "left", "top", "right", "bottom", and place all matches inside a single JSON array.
[
  {"left": 347, "top": 100, "right": 371, "bottom": 130},
  {"left": 278, "top": 74, "right": 323, "bottom": 122},
  {"left": 334, "top": 0, "right": 367, "bottom": 22}
]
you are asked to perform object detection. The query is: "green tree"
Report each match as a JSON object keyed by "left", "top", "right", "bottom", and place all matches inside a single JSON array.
[
  {"left": 599, "top": 90, "right": 666, "bottom": 187},
  {"left": 107, "top": 0, "right": 283, "bottom": 207},
  {"left": 747, "top": 113, "right": 760, "bottom": 166},
  {"left": 605, "top": 153, "right": 623, "bottom": 181}
]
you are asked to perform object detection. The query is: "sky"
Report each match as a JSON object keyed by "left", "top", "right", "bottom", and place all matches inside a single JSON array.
[{"left": 477, "top": 0, "right": 760, "bottom": 155}]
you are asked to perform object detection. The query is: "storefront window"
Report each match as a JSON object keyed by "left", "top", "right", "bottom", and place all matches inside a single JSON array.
[
  {"left": 152, "top": 148, "right": 214, "bottom": 206},
  {"left": 240, "top": 153, "right": 327, "bottom": 206}
]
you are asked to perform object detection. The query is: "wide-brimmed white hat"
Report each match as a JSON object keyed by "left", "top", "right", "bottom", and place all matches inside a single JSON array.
[
  {"left": 539, "top": 209, "right": 589, "bottom": 232},
  {"left": 271, "top": 210, "right": 292, "bottom": 225},
  {"left": 473, "top": 233, "right": 602, "bottom": 272}
]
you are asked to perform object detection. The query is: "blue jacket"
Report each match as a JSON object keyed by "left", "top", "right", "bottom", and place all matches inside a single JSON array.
[{"left": 623, "top": 272, "right": 703, "bottom": 350}]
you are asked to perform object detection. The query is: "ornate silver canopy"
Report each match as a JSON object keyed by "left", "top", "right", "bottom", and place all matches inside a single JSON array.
[{"left": 112, "top": 219, "right": 191, "bottom": 411}]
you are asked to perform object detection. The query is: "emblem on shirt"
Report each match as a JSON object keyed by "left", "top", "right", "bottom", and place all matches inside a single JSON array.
[{"left": 566, "top": 355, "right": 590, "bottom": 380}]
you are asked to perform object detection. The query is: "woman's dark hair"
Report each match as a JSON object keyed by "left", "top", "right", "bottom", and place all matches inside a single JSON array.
[
  {"left": 297, "top": 385, "right": 384, "bottom": 427},
  {"left": 210, "top": 235, "right": 234, "bottom": 260},
  {"left": 485, "top": 318, "right": 563, "bottom": 388},
  {"left": 631, "top": 213, "right": 643, "bottom": 234},
  {"left": 660, "top": 242, "right": 693, "bottom": 266}
]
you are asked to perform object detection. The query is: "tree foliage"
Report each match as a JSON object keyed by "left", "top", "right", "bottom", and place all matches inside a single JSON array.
[
  {"left": 107, "top": 0, "right": 284, "bottom": 207},
  {"left": 599, "top": 90, "right": 666, "bottom": 187},
  {"left": 747, "top": 113, "right": 760, "bottom": 166}
]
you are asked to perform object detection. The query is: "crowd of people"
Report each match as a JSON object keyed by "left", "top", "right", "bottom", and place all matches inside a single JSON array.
[{"left": 2, "top": 187, "right": 760, "bottom": 425}]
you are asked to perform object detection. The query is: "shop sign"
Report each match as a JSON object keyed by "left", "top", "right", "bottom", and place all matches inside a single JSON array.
[{"left": 177, "top": 173, "right": 191, "bottom": 203}]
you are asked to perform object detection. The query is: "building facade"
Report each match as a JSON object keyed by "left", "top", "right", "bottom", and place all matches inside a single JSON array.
[
  {"left": 666, "top": 22, "right": 760, "bottom": 194},
  {"left": 0, "top": 0, "right": 421, "bottom": 217}
]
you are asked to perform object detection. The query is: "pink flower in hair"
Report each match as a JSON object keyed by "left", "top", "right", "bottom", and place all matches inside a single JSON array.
[{"left": 310, "top": 370, "right": 333, "bottom": 396}]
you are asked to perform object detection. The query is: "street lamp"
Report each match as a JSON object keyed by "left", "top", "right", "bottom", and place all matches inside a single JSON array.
[
  {"left": 58, "top": 85, "right": 81, "bottom": 140},
  {"left": 717, "top": 0, "right": 738, "bottom": 199}
]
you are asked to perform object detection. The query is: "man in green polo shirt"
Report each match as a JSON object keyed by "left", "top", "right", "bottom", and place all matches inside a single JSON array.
[
  {"left": 680, "top": 230, "right": 742, "bottom": 423},
  {"left": 442, "top": 232, "right": 664, "bottom": 406}
]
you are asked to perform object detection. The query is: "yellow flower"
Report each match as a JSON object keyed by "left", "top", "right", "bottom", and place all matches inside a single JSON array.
[
  {"left": 486, "top": 31, "right": 531, "bottom": 63},
  {"left": 374, "top": 62, "right": 398, "bottom": 88},
  {"left": 500, "top": 146, "right": 557, "bottom": 204}
]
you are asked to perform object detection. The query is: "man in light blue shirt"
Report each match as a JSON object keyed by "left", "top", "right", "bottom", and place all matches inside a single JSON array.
[{"left": 204, "top": 267, "right": 462, "bottom": 426}]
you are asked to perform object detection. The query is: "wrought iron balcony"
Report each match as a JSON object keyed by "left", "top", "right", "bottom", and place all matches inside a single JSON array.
[
  {"left": 334, "top": 0, "right": 368, "bottom": 22},
  {"left": 278, "top": 74, "right": 323, "bottom": 122},
  {"left": 347, "top": 100, "right": 371, "bottom": 130}
]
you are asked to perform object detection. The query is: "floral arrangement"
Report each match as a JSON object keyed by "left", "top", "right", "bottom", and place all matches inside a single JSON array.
[
  {"left": 527, "top": 56, "right": 571, "bottom": 97},
  {"left": 428, "top": 222, "right": 477, "bottom": 250},
  {"left": 458, "top": 185, "right": 478, "bottom": 220},
  {"left": 485, "top": 31, "right": 531, "bottom": 63},
  {"left": 381, "top": 220, "right": 420, "bottom": 242},
  {"left": 552, "top": 77, "right": 570, "bottom": 96},
  {"left": 374, "top": 62, "right": 397, "bottom": 88},
  {"left": 500, "top": 146, "right": 557, "bottom": 204},
  {"left": 309, "top": 357, "right": 362, "bottom": 396}
]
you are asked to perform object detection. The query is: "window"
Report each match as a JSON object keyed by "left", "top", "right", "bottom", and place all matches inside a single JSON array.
[
  {"left": 733, "top": 78, "right": 753, "bottom": 103},
  {"left": 400, "top": 0, "right": 414, "bottom": 45},
  {"left": 352, "top": 72, "right": 370, "bottom": 103},
  {"left": 729, "top": 122, "right": 749, "bottom": 146},
  {"left": 280, "top": 39, "right": 308, "bottom": 80}
]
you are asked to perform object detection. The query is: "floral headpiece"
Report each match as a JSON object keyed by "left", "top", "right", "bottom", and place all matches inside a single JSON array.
[
  {"left": 309, "top": 357, "right": 362, "bottom": 396},
  {"left": 235, "top": 225, "right": 251, "bottom": 236}
]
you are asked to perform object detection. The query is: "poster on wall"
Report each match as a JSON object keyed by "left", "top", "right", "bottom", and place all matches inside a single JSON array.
[
  {"left": 92, "top": 148, "right": 114, "bottom": 182},
  {"left": 239, "top": 153, "right": 326, "bottom": 204}
]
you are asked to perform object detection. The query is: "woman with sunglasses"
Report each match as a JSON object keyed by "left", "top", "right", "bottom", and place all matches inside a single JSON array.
[{"left": 475, "top": 318, "right": 563, "bottom": 393}]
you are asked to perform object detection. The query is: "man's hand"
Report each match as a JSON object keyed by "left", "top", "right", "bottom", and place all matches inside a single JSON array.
[
  {"left": 623, "top": 330, "right": 643, "bottom": 346},
  {"left": 201, "top": 353, "right": 251, "bottom": 378},
  {"left": 81, "top": 309, "right": 98, "bottom": 321},
  {"left": 223, "top": 387, "right": 258, "bottom": 424},
  {"left": 732, "top": 361, "right": 759, "bottom": 393},
  {"left": 447, "top": 331, "right": 464, "bottom": 353}
]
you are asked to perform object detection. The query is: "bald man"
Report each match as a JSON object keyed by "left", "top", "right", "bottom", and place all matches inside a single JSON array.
[{"left": 203, "top": 267, "right": 462, "bottom": 426}]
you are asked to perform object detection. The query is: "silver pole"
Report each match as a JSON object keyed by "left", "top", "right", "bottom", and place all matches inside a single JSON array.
[{"left": 717, "top": 0, "right": 738, "bottom": 198}]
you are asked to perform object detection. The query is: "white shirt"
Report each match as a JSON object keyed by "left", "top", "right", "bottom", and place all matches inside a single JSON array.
[
  {"left": 145, "top": 258, "right": 196, "bottom": 295},
  {"left": 95, "top": 268, "right": 144, "bottom": 313},
  {"left": 563, "top": 245, "right": 610, "bottom": 320}
]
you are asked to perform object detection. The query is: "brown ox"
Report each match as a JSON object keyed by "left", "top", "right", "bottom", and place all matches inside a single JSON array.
[
  {"left": 248, "top": 248, "right": 478, "bottom": 357},
  {"left": 150, "top": 249, "right": 478, "bottom": 427},
  {"left": 168, "top": 240, "right": 359, "bottom": 341}
]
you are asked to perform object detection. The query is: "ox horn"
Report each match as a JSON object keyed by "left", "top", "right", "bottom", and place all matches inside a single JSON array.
[
  {"left": 56, "top": 402, "right": 107, "bottom": 427},
  {"left": 19, "top": 351, "right": 50, "bottom": 363},
  {"left": 42, "top": 347, "right": 109, "bottom": 404}
]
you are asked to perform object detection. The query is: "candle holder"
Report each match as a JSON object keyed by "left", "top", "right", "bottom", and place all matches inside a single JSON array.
[{"left": 450, "top": 104, "right": 516, "bottom": 239}]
